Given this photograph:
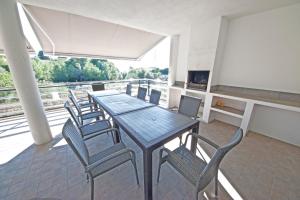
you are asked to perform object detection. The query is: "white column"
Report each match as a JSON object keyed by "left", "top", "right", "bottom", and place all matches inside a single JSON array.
[
  {"left": 168, "top": 35, "right": 179, "bottom": 86},
  {"left": 0, "top": 0, "right": 52, "bottom": 144}
]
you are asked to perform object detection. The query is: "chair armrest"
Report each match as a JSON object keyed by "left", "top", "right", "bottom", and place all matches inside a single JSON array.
[
  {"left": 80, "top": 110, "right": 105, "bottom": 118},
  {"left": 184, "top": 133, "right": 219, "bottom": 149},
  {"left": 83, "top": 127, "right": 119, "bottom": 141},
  {"left": 79, "top": 119, "right": 111, "bottom": 129},
  {"left": 160, "top": 147, "right": 172, "bottom": 155},
  {"left": 85, "top": 147, "right": 134, "bottom": 172},
  {"left": 79, "top": 102, "right": 96, "bottom": 108},
  {"left": 77, "top": 98, "right": 89, "bottom": 103}
]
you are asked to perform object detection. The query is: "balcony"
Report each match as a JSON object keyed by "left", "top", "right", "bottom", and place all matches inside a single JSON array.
[
  {"left": 0, "top": 1, "right": 300, "bottom": 199},
  {"left": 0, "top": 80, "right": 299, "bottom": 200},
  {"left": 0, "top": 79, "right": 168, "bottom": 118}
]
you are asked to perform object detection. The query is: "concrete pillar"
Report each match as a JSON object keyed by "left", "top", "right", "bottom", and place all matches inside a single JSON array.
[
  {"left": 0, "top": 0, "right": 52, "bottom": 144},
  {"left": 168, "top": 35, "right": 179, "bottom": 86}
]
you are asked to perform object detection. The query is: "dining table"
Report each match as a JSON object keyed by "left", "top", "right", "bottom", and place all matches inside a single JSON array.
[{"left": 89, "top": 90, "right": 200, "bottom": 200}]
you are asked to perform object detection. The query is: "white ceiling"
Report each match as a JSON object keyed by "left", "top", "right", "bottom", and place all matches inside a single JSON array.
[{"left": 20, "top": 0, "right": 300, "bottom": 35}]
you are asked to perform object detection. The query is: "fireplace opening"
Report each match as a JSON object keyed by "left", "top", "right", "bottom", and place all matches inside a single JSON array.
[{"left": 187, "top": 70, "right": 210, "bottom": 91}]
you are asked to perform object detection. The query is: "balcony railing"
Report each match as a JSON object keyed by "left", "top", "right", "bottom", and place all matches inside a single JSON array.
[{"left": 0, "top": 79, "right": 168, "bottom": 118}]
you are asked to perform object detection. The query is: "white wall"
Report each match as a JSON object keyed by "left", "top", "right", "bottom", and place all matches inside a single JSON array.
[
  {"left": 188, "top": 17, "right": 221, "bottom": 71},
  {"left": 218, "top": 3, "right": 300, "bottom": 94},
  {"left": 250, "top": 105, "right": 300, "bottom": 146},
  {"left": 211, "top": 17, "right": 229, "bottom": 87},
  {"left": 175, "top": 29, "right": 190, "bottom": 82},
  {"left": 173, "top": 17, "right": 223, "bottom": 82}
]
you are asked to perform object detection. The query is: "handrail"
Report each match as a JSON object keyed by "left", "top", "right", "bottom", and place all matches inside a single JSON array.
[
  {"left": 0, "top": 78, "right": 168, "bottom": 117},
  {"left": 0, "top": 79, "right": 167, "bottom": 92}
]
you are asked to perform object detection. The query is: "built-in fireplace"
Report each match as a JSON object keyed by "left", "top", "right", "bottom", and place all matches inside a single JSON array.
[{"left": 187, "top": 70, "right": 210, "bottom": 91}]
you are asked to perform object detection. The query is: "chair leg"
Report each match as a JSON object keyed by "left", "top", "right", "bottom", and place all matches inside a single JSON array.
[
  {"left": 156, "top": 149, "right": 164, "bottom": 183},
  {"left": 179, "top": 135, "right": 182, "bottom": 146},
  {"left": 131, "top": 152, "right": 139, "bottom": 185},
  {"left": 215, "top": 172, "right": 218, "bottom": 197},
  {"left": 90, "top": 178, "right": 94, "bottom": 200},
  {"left": 195, "top": 191, "right": 199, "bottom": 200},
  {"left": 86, "top": 174, "right": 89, "bottom": 183}
]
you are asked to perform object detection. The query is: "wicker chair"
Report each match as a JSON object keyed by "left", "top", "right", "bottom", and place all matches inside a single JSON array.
[
  {"left": 149, "top": 89, "right": 161, "bottom": 105},
  {"left": 92, "top": 83, "right": 105, "bottom": 91},
  {"left": 178, "top": 95, "right": 202, "bottom": 144},
  {"left": 64, "top": 101, "right": 113, "bottom": 141},
  {"left": 178, "top": 95, "right": 201, "bottom": 118},
  {"left": 126, "top": 84, "right": 132, "bottom": 95},
  {"left": 62, "top": 119, "right": 139, "bottom": 200},
  {"left": 69, "top": 89, "right": 95, "bottom": 110},
  {"left": 69, "top": 90, "right": 105, "bottom": 124},
  {"left": 157, "top": 128, "right": 243, "bottom": 200},
  {"left": 137, "top": 87, "right": 147, "bottom": 100}
]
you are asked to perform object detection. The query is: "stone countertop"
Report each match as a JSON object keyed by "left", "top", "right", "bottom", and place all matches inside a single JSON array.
[{"left": 212, "top": 90, "right": 300, "bottom": 109}]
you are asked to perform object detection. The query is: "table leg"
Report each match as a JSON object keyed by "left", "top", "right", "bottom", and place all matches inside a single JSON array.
[
  {"left": 191, "top": 123, "right": 199, "bottom": 154},
  {"left": 112, "top": 120, "right": 120, "bottom": 143},
  {"left": 143, "top": 150, "right": 153, "bottom": 200}
]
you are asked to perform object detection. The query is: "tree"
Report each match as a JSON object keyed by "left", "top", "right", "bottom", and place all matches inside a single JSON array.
[
  {"left": 120, "top": 72, "right": 127, "bottom": 79},
  {"left": 160, "top": 68, "right": 169, "bottom": 75},
  {"left": 0, "top": 72, "right": 13, "bottom": 87},
  {"left": 89, "top": 59, "right": 120, "bottom": 80},
  {"left": 62, "top": 58, "right": 83, "bottom": 81},
  {"left": 145, "top": 71, "right": 154, "bottom": 79},
  {"left": 82, "top": 63, "right": 104, "bottom": 81},
  {"left": 90, "top": 59, "right": 106, "bottom": 71},
  {"left": 31, "top": 58, "right": 52, "bottom": 81},
  {"left": 51, "top": 59, "right": 69, "bottom": 82},
  {"left": 0, "top": 56, "right": 9, "bottom": 72},
  {"left": 104, "top": 61, "right": 121, "bottom": 80}
]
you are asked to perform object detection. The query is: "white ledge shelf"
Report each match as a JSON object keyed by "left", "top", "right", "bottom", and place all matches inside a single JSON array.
[
  {"left": 185, "top": 88, "right": 207, "bottom": 95},
  {"left": 211, "top": 105, "right": 244, "bottom": 119}
]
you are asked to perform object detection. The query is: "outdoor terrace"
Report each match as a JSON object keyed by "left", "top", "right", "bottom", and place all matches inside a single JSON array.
[
  {"left": 0, "top": 79, "right": 168, "bottom": 118},
  {"left": 0, "top": 107, "right": 299, "bottom": 200}
]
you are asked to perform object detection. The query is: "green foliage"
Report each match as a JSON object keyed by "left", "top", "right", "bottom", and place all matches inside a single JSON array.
[
  {"left": 0, "top": 56, "right": 13, "bottom": 87},
  {"left": 51, "top": 59, "right": 69, "bottom": 82},
  {"left": 120, "top": 72, "right": 127, "bottom": 79},
  {"left": 0, "top": 56, "right": 9, "bottom": 72},
  {"left": 0, "top": 72, "right": 13, "bottom": 87},
  {"left": 159, "top": 68, "right": 168, "bottom": 75},
  {"left": 82, "top": 63, "right": 103, "bottom": 81},
  {"left": 104, "top": 61, "right": 121, "bottom": 80},
  {"left": 125, "top": 67, "right": 168, "bottom": 79},
  {"left": 0, "top": 55, "right": 168, "bottom": 88},
  {"left": 31, "top": 58, "right": 52, "bottom": 81},
  {"left": 126, "top": 67, "right": 147, "bottom": 79}
]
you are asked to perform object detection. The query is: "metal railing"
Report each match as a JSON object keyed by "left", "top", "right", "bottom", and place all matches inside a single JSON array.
[{"left": 0, "top": 79, "right": 168, "bottom": 118}]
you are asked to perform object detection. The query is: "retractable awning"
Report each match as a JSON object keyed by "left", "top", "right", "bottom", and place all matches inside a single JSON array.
[{"left": 23, "top": 4, "right": 165, "bottom": 60}]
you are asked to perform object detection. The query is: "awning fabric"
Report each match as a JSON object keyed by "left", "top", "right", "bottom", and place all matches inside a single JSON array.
[{"left": 24, "top": 5, "right": 165, "bottom": 60}]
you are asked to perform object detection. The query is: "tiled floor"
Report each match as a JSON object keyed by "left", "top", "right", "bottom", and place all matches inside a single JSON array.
[{"left": 0, "top": 108, "right": 299, "bottom": 200}]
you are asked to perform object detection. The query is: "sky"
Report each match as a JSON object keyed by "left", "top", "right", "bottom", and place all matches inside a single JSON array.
[{"left": 108, "top": 37, "right": 170, "bottom": 72}]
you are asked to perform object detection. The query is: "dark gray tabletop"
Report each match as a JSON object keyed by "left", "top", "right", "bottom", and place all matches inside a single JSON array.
[
  {"left": 88, "top": 90, "right": 120, "bottom": 97},
  {"left": 93, "top": 93, "right": 155, "bottom": 116},
  {"left": 114, "top": 106, "right": 199, "bottom": 150}
]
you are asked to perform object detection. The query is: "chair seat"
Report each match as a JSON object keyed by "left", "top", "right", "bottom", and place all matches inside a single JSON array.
[
  {"left": 89, "top": 143, "right": 132, "bottom": 177},
  {"left": 81, "top": 120, "right": 111, "bottom": 136},
  {"left": 164, "top": 146, "right": 207, "bottom": 185},
  {"left": 81, "top": 111, "right": 104, "bottom": 120}
]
